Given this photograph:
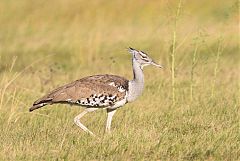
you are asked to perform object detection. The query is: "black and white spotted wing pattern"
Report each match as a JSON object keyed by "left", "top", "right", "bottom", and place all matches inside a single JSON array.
[{"left": 74, "top": 93, "right": 118, "bottom": 107}]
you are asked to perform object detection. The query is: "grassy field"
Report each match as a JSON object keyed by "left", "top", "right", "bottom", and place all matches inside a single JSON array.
[{"left": 0, "top": 0, "right": 239, "bottom": 160}]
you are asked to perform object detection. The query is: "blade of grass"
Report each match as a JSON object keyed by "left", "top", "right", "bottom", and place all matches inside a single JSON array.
[
  {"left": 211, "top": 37, "right": 224, "bottom": 98},
  {"left": 171, "top": 0, "right": 182, "bottom": 105}
]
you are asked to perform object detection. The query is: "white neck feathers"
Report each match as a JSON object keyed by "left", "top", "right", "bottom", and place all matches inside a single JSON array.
[{"left": 127, "top": 58, "right": 145, "bottom": 102}]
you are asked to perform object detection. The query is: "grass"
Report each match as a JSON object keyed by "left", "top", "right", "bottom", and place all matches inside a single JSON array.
[
  {"left": 171, "top": 0, "right": 182, "bottom": 105},
  {"left": 0, "top": 0, "right": 239, "bottom": 160}
]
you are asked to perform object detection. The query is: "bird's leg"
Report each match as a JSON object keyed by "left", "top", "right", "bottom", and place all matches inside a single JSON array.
[
  {"left": 106, "top": 108, "right": 117, "bottom": 133},
  {"left": 74, "top": 108, "right": 98, "bottom": 136}
]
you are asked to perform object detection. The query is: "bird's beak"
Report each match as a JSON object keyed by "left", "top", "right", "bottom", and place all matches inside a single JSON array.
[{"left": 151, "top": 61, "right": 163, "bottom": 68}]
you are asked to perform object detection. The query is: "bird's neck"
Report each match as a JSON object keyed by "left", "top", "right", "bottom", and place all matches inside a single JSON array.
[
  {"left": 132, "top": 58, "right": 144, "bottom": 83},
  {"left": 127, "top": 58, "right": 144, "bottom": 102}
]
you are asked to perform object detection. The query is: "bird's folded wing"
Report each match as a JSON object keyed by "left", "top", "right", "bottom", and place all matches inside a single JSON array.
[{"left": 33, "top": 74, "right": 129, "bottom": 107}]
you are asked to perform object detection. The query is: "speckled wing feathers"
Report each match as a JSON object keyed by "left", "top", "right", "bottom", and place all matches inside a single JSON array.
[{"left": 30, "top": 74, "right": 129, "bottom": 111}]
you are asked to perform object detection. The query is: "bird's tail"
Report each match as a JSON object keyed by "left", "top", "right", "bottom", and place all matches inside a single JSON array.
[
  {"left": 29, "top": 97, "right": 53, "bottom": 112},
  {"left": 29, "top": 103, "right": 48, "bottom": 112}
]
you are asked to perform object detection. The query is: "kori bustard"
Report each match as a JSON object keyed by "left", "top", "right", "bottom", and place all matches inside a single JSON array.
[{"left": 29, "top": 47, "right": 162, "bottom": 136}]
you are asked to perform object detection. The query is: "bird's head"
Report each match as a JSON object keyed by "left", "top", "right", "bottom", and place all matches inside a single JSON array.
[{"left": 128, "top": 47, "right": 163, "bottom": 69}]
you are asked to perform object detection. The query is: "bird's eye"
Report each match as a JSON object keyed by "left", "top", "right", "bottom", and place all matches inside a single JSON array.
[{"left": 141, "top": 57, "right": 150, "bottom": 62}]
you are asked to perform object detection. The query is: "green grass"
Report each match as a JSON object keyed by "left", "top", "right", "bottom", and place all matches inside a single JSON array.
[{"left": 0, "top": 0, "right": 239, "bottom": 160}]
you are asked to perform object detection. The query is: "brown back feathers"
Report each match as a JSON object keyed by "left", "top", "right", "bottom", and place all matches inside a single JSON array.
[{"left": 29, "top": 74, "right": 129, "bottom": 111}]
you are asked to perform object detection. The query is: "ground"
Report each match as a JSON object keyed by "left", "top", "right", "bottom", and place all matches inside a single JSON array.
[{"left": 0, "top": 0, "right": 239, "bottom": 160}]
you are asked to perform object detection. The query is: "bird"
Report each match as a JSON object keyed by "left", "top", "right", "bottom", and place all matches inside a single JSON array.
[{"left": 29, "top": 47, "right": 163, "bottom": 136}]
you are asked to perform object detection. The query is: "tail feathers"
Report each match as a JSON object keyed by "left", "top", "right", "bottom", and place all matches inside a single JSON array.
[
  {"left": 29, "top": 103, "right": 48, "bottom": 112},
  {"left": 33, "top": 97, "right": 52, "bottom": 106},
  {"left": 29, "top": 97, "right": 53, "bottom": 112}
]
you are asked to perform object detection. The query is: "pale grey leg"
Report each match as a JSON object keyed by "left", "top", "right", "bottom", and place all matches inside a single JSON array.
[
  {"left": 106, "top": 109, "right": 117, "bottom": 133},
  {"left": 74, "top": 108, "right": 98, "bottom": 136}
]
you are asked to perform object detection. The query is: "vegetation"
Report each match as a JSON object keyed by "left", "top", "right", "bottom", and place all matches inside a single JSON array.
[{"left": 0, "top": 0, "right": 239, "bottom": 160}]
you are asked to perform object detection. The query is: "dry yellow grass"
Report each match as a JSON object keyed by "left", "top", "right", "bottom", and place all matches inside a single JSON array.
[{"left": 0, "top": 0, "right": 239, "bottom": 160}]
